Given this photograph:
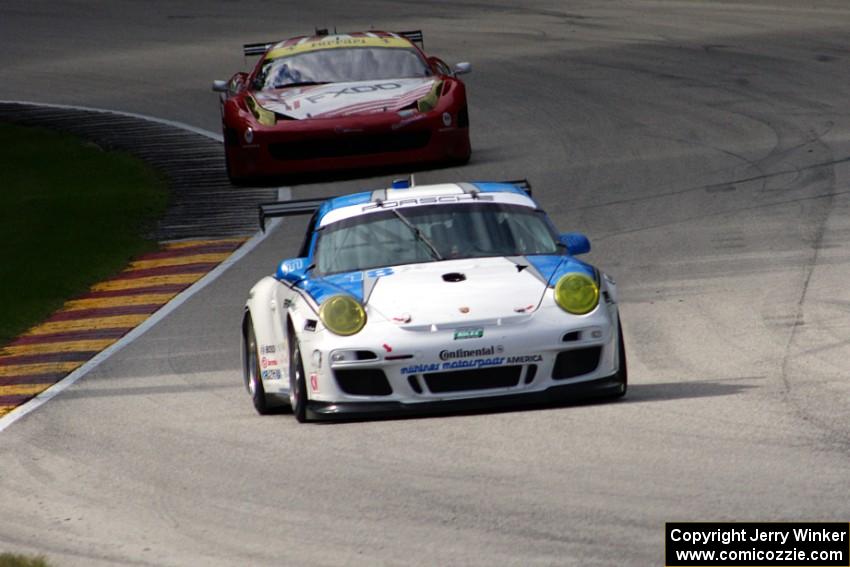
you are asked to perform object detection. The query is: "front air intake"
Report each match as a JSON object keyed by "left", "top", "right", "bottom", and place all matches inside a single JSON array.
[
  {"left": 334, "top": 369, "right": 392, "bottom": 396},
  {"left": 551, "top": 347, "right": 601, "bottom": 380},
  {"left": 424, "top": 366, "right": 521, "bottom": 393}
]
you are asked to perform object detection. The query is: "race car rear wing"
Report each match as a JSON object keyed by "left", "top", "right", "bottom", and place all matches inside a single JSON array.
[
  {"left": 244, "top": 29, "right": 329, "bottom": 56},
  {"left": 244, "top": 30, "right": 424, "bottom": 57},
  {"left": 398, "top": 30, "right": 424, "bottom": 48},
  {"left": 258, "top": 178, "right": 531, "bottom": 231},
  {"left": 259, "top": 198, "right": 324, "bottom": 232},
  {"left": 503, "top": 179, "right": 532, "bottom": 196},
  {"left": 243, "top": 42, "right": 274, "bottom": 56}
]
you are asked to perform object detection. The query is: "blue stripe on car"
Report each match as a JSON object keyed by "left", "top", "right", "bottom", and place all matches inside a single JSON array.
[
  {"left": 526, "top": 255, "right": 596, "bottom": 286},
  {"left": 316, "top": 192, "right": 373, "bottom": 225},
  {"left": 470, "top": 182, "right": 533, "bottom": 197},
  {"left": 298, "top": 272, "right": 365, "bottom": 304}
]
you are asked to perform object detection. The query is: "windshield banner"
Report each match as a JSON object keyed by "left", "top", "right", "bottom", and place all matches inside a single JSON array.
[{"left": 254, "top": 78, "right": 436, "bottom": 120}]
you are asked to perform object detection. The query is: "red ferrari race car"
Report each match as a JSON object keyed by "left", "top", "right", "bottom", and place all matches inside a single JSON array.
[{"left": 212, "top": 30, "right": 472, "bottom": 184}]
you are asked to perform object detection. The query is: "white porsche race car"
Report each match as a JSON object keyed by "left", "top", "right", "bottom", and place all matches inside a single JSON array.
[{"left": 242, "top": 178, "right": 626, "bottom": 421}]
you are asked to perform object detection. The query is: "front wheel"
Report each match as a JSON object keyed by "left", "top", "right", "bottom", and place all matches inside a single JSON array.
[
  {"left": 244, "top": 316, "right": 273, "bottom": 414},
  {"left": 612, "top": 316, "right": 628, "bottom": 398},
  {"left": 289, "top": 338, "right": 308, "bottom": 423}
]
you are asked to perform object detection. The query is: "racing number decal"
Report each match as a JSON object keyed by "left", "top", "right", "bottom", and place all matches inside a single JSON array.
[
  {"left": 366, "top": 267, "right": 395, "bottom": 278},
  {"left": 342, "top": 268, "right": 395, "bottom": 282}
]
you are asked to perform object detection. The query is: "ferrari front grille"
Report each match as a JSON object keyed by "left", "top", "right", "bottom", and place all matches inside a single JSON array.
[{"left": 268, "top": 131, "right": 431, "bottom": 160}]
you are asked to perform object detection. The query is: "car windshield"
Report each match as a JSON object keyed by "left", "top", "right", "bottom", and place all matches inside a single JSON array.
[
  {"left": 314, "top": 202, "right": 561, "bottom": 275},
  {"left": 257, "top": 47, "right": 430, "bottom": 90}
]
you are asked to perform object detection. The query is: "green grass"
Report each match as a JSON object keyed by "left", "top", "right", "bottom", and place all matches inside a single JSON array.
[
  {"left": 0, "top": 553, "right": 52, "bottom": 567},
  {"left": 0, "top": 122, "right": 168, "bottom": 346}
]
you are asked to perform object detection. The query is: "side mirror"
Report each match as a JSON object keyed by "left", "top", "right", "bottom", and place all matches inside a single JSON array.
[
  {"left": 453, "top": 62, "right": 472, "bottom": 75},
  {"left": 212, "top": 79, "right": 229, "bottom": 93},
  {"left": 559, "top": 232, "right": 590, "bottom": 256},
  {"left": 276, "top": 258, "right": 309, "bottom": 283}
]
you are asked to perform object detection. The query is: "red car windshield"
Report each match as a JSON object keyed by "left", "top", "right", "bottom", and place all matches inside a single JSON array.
[{"left": 256, "top": 47, "right": 431, "bottom": 89}]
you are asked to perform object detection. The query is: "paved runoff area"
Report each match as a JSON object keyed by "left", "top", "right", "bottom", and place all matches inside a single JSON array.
[{"left": 0, "top": 238, "right": 245, "bottom": 418}]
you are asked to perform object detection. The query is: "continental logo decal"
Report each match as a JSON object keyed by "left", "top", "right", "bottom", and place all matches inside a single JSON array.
[
  {"left": 439, "top": 345, "right": 504, "bottom": 361},
  {"left": 266, "top": 37, "right": 412, "bottom": 60}
]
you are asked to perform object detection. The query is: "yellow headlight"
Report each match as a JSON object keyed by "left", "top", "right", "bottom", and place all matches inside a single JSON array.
[
  {"left": 554, "top": 273, "right": 599, "bottom": 315},
  {"left": 319, "top": 295, "right": 366, "bottom": 336},
  {"left": 246, "top": 95, "right": 276, "bottom": 126},
  {"left": 416, "top": 80, "right": 443, "bottom": 113}
]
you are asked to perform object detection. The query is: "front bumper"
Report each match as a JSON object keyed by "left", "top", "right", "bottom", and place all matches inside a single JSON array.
[
  {"left": 225, "top": 106, "right": 470, "bottom": 179},
  {"left": 257, "top": 299, "right": 625, "bottom": 420},
  {"left": 304, "top": 372, "right": 625, "bottom": 421}
]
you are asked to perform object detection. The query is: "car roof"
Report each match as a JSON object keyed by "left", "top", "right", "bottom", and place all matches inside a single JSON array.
[
  {"left": 265, "top": 32, "right": 416, "bottom": 61},
  {"left": 316, "top": 182, "right": 538, "bottom": 228}
]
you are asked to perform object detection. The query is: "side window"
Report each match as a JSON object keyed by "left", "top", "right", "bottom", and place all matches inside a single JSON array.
[{"left": 428, "top": 56, "right": 452, "bottom": 76}]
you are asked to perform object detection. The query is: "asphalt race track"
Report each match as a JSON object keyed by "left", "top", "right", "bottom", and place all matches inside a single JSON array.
[{"left": 1, "top": 1, "right": 849, "bottom": 565}]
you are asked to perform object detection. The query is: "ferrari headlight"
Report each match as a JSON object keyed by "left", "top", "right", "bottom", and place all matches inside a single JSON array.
[
  {"left": 416, "top": 80, "right": 443, "bottom": 113},
  {"left": 319, "top": 295, "right": 366, "bottom": 336},
  {"left": 245, "top": 94, "right": 277, "bottom": 126},
  {"left": 554, "top": 273, "right": 599, "bottom": 315}
]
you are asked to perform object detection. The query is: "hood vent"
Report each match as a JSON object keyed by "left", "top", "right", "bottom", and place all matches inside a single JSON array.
[{"left": 442, "top": 272, "right": 466, "bottom": 283}]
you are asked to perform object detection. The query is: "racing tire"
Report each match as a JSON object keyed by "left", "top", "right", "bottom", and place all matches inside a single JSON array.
[
  {"left": 289, "top": 337, "right": 309, "bottom": 423},
  {"left": 244, "top": 315, "right": 273, "bottom": 415},
  {"left": 612, "top": 316, "right": 628, "bottom": 398}
]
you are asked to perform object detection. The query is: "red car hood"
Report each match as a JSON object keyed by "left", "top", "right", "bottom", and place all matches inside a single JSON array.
[{"left": 253, "top": 77, "right": 438, "bottom": 120}]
